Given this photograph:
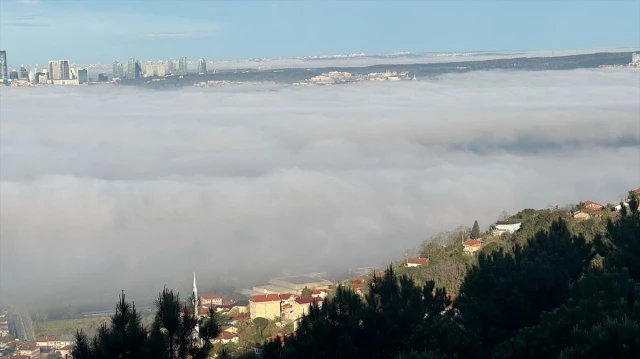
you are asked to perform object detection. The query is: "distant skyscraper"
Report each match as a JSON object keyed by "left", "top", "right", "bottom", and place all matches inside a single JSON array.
[
  {"left": 19, "top": 65, "right": 28, "bottom": 79},
  {"left": 78, "top": 68, "right": 88, "bottom": 83},
  {"left": 157, "top": 60, "right": 166, "bottom": 77},
  {"left": 9, "top": 70, "right": 18, "bottom": 80},
  {"left": 59, "top": 60, "right": 70, "bottom": 80},
  {"left": 135, "top": 60, "right": 142, "bottom": 78},
  {"left": 127, "top": 57, "right": 137, "bottom": 79},
  {"left": 197, "top": 58, "right": 207, "bottom": 74},
  {"left": 0, "top": 50, "right": 7, "bottom": 82},
  {"left": 113, "top": 61, "right": 124, "bottom": 79},
  {"left": 48, "top": 60, "right": 60, "bottom": 80},
  {"left": 179, "top": 56, "right": 188, "bottom": 75},
  {"left": 29, "top": 68, "right": 37, "bottom": 83},
  {"left": 167, "top": 59, "right": 176, "bottom": 75},
  {"left": 633, "top": 53, "right": 640, "bottom": 64},
  {"left": 145, "top": 61, "right": 154, "bottom": 77}
]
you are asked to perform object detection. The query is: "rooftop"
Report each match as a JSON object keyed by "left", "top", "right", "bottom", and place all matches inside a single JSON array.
[{"left": 250, "top": 294, "right": 281, "bottom": 303}]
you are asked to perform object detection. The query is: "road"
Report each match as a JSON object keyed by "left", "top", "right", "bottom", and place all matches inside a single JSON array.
[{"left": 20, "top": 310, "right": 35, "bottom": 341}]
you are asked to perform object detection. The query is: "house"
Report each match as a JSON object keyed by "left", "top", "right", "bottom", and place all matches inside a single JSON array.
[
  {"left": 583, "top": 201, "right": 604, "bottom": 210},
  {"left": 463, "top": 239, "right": 483, "bottom": 255},
  {"left": 291, "top": 297, "right": 323, "bottom": 320},
  {"left": 572, "top": 210, "right": 591, "bottom": 220},
  {"left": 311, "top": 289, "right": 328, "bottom": 299},
  {"left": 231, "top": 300, "right": 249, "bottom": 314},
  {"left": 491, "top": 221, "right": 522, "bottom": 235},
  {"left": 200, "top": 293, "right": 222, "bottom": 307},
  {"left": 220, "top": 325, "right": 238, "bottom": 334},
  {"left": 16, "top": 341, "right": 40, "bottom": 358},
  {"left": 406, "top": 257, "right": 429, "bottom": 267},
  {"left": 211, "top": 332, "right": 239, "bottom": 345},
  {"left": 40, "top": 348, "right": 55, "bottom": 356},
  {"left": 249, "top": 294, "right": 282, "bottom": 320}
]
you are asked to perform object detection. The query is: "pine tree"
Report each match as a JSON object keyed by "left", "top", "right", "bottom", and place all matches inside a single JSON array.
[
  {"left": 71, "top": 329, "right": 92, "bottom": 359},
  {"left": 471, "top": 220, "right": 481, "bottom": 239}
]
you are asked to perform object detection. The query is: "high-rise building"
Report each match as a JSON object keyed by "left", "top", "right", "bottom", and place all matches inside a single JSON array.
[
  {"left": 197, "top": 58, "right": 207, "bottom": 74},
  {"left": 48, "top": 60, "right": 60, "bottom": 80},
  {"left": 112, "top": 61, "right": 124, "bottom": 80},
  {"left": 145, "top": 61, "right": 154, "bottom": 77},
  {"left": 9, "top": 70, "right": 18, "bottom": 80},
  {"left": 167, "top": 59, "right": 176, "bottom": 75},
  {"left": 78, "top": 68, "right": 88, "bottom": 83},
  {"left": 179, "top": 56, "right": 188, "bottom": 75},
  {"left": 59, "top": 60, "right": 70, "bottom": 80},
  {"left": 632, "top": 53, "right": 640, "bottom": 64},
  {"left": 127, "top": 57, "right": 137, "bottom": 79},
  {"left": 29, "top": 68, "right": 37, "bottom": 83},
  {"left": 0, "top": 50, "right": 7, "bottom": 82},
  {"left": 135, "top": 60, "right": 142, "bottom": 78},
  {"left": 19, "top": 65, "right": 28, "bottom": 79},
  {"left": 157, "top": 60, "right": 166, "bottom": 77}
]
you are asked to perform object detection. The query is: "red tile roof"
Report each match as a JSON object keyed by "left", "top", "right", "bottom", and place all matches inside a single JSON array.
[
  {"left": 634, "top": 187, "right": 640, "bottom": 193},
  {"left": 198, "top": 307, "right": 210, "bottom": 315},
  {"left": 407, "top": 257, "right": 429, "bottom": 265},
  {"left": 201, "top": 293, "right": 222, "bottom": 300},
  {"left": 463, "top": 239, "right": 483, "bottom": 248},
  {"left": 311, "top": 289, "right": 327, "bottom": 295},
  {"left": 583, "top": 201, "right": 604, "bottom": 209},
  {"left": 250, "top": 294, "right": 281, "bottom": 303},
  {"left": 295, "top": 297, "right": 323, "bottom": 305},
  {"left": 279, "top": 293, "right": 296, "bottom": 300},
  {"left": 352, "top": 277, "right": 364, "bottom": 285}
]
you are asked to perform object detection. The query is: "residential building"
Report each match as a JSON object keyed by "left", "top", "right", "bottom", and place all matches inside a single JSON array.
[
  {"left": 311, "top": 289, "right": 328, "bottom": 299},
  {"left": 249, "top": 294, "right": 281, "bottom": 320},
  {"left": 179, "top": 56, "right": 188, "bottom": 75},
  {"left": 291, "top": 297, "right": 322, "bottom": 319},
  {"left": 197, "top": 58, "right": 207, "bottom": 74},
  {"left": 211, "top": 332, "right": 239, "bottom": 345},
  {"left": 201, "top": 293, "right": 222, "bottom": 307},
  {"left": 491, "top": 221, "right": 522, "bottom": 235},
  {"left": 9, "top": 70, "right": 18, "bottom": 80},
  {"left": 168, "top": 59, "right": 176, "bottom": 75},
  {"left": 157, "top": 60, "right": 166, "bottom": 77},
  {"left": 582, "top": 201, "right": 604, "bottom": 210},
  {"left": 127, "top": 57, "right": 139, "bottom": 79},
  {"left": 572, "top": 211, "right": 591, "bottom": 220},
  {"left": 145, "top": 61, "right": 154, "bottom": 77},
  {"left": 49, "top": 60, "right": 60, "bottom": 80},
  {"left": 16, "top": 341, "right": 40, "bottom": 358},
  {"left": 406, "top": 257, "right": 429, "bottom": 267},
  {"left": 59, "top": 60, "right": 70, "bottom": 80},
  {"left": 0, "top": 50, "right": 7, "bottom": 82},
  {"left": 463, "top": 239, "right": 483, "bottom": 255},
  {"left": 632, "top": 53, "right": 639, "bottom": 64}
]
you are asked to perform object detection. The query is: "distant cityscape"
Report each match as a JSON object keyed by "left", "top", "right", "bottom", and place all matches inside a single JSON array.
[{"left": 0, "top": 50, "right": 639, "bottom": 88}]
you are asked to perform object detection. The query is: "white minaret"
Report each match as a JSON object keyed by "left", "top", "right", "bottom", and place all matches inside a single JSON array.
[{"left": 192, "top": 272, "right": 200, "bottom": 340}]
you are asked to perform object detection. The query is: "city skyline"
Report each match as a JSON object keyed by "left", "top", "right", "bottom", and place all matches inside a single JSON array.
[{"left": 1, "top": 1, "right": 639, "bottom": 64}]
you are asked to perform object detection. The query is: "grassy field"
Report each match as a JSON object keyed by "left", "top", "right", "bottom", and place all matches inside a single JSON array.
[
  {"left": 34, "top": 313, "right": 155, "bottom": 338},
  {"left": 34, "top": 317, "right": 111, "bottom": 338}
]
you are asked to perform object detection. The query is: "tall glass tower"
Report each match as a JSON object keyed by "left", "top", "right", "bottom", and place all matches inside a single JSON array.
[
  {"left": 179, "top": 57, "right": 188, "bottom": 75},
  {"left": 197, "top": 58, "right": 207, "bottom": 74},
  {"left": 0, "top": 50, "right": 7, "bottom": 82}
]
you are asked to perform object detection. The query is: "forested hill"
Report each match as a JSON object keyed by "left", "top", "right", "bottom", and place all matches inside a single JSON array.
[{"left": 262, "top": 190, "right": 640, "bottom": 359}]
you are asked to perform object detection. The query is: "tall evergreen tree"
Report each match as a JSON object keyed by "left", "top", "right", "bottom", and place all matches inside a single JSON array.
[{"left": 471, "top": 220, "right": 481, "bottom": 239}]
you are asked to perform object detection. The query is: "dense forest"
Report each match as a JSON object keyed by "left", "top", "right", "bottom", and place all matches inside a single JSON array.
[{"left": 71, "top": 191, "right": 640, "bottom": 358}]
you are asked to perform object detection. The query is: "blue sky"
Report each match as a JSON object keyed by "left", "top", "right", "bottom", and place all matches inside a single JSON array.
[{"left": 1, "top": 0, "right": 639, "bottom": 64}]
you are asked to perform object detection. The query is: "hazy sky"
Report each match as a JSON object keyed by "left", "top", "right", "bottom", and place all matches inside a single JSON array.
[
  {"left": 1, "top": 69, "right": 639, "bottom": 305},
  {"left": 1, "top": 0, "right": 639, "bottom": 64}
]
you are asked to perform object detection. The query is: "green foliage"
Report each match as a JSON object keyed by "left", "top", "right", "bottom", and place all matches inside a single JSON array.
[
  {"left": 471, "top": 220, "right": 481, "bottom": 239},
  {"left": 493, "top": 270, "right": 640, "bottom": 359},
  {"left": 253, "top": 317, "right": 269, "bottom": 337},
  {"left": 455, "top": 218, "right": 593, "bottom": 357},
  {"left": 301, "top": 286, "right": 313, "bottom": 297}
]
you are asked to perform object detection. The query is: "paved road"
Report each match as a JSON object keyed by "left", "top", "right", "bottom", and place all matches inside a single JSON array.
[{"left": 20, "top": 311, "right": 35, "bottom": 341}]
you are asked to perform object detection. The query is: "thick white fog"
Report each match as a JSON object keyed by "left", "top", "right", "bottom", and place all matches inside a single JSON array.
[{"left": 1, "top": 68, "right": 639, "bottom": 304}]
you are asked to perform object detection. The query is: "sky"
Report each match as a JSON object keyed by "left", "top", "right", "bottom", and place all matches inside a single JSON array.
[
  {"left": 1, "top": 68, "right": 639, "bottom": 306},
  {"left": 0, "top": 0, "right": 639, "bottom": 64}
]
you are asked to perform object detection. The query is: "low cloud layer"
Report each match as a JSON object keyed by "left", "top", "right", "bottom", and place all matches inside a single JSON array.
[{"left": 1, "top": 69, "right": 639, "bottom": 305}]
